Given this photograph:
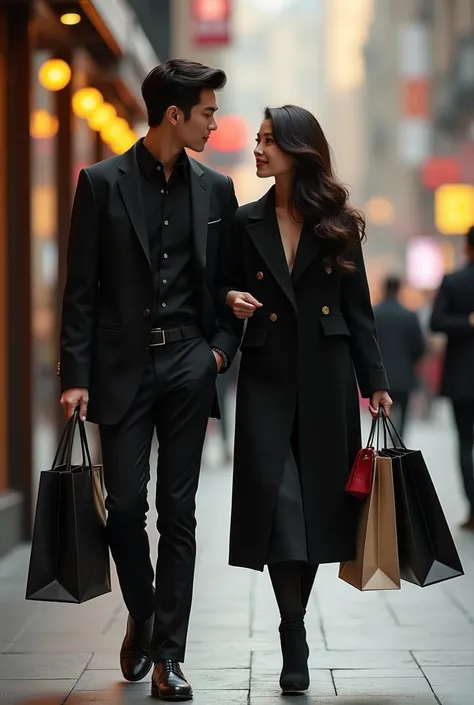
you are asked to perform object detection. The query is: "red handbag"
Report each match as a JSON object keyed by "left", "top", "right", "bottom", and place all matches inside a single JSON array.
[{"left": 345, "top": 446, "right": 375, "bottom": 498}]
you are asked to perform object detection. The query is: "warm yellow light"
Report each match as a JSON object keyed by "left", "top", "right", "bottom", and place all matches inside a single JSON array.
[
  {"left": 72, "top": 87, "right": 103, "bottom": 118},
  {"left": 38, "top": 59, "right": 71, "bottom": 91},
  {"left": 30, "top": 109, "right": 59, "bottom": 139},
  {"left": 435, "top": 184, "right": 474, "bottom": 235},
  {"left": 60, "top": 12, "right": 81, "bottom": 25},
  {"left": 87, "top": 103, "right": 117, "bottom": 131},
  {"left": 100, "top": 118, "right": 130, "bottom": 145}
]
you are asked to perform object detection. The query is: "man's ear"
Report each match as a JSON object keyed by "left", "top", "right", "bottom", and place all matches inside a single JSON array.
[{"left": 166, "top": 105, "right": 180, "bottom": 126}]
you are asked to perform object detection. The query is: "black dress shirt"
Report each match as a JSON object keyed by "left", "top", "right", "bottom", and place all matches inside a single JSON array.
[{"left": 136, "top": 138, "right": 198, "bottom": 328}]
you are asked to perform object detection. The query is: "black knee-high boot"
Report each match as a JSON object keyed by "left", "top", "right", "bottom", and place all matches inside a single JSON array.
[{"left": 268, "top": 562, "right": 310, "bottom": 693}]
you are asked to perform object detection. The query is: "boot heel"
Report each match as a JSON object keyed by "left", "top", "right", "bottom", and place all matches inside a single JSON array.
[{"left": 279, "top": 620, "right": 310, "bottom": 694}]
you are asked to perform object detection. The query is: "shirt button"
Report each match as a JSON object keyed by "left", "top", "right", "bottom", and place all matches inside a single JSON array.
[
  {"left": 161, "top": 189, "right": 165, "bottom": 194},
  {"left": 164, "top": 220, "right": 169, "bottom": 226},
  {"left": 163, "top": 253, "right": 168, "bottom": 259},
  {"left": 161, "top": 302, "right": 167, "bottom": 308},
  {"left": 156, "top": 165, "right": 162, "bottom": 171},
  {"left": 163, "top": 279, "right": 168, "bottom": 284},
  {"left": 270, "top": 313, "right": 278, "bottom": 322},
  {"left": 256, "top": 271, "right": 264, "bottom": 280},
  {"left": 322, "top": 306, "right": 330, "bottom": 315},
  {"left": 325, "top": 266, "right": 332, "bottom": 274},
  {"left": 143, "top": 308, "right": 151, "bottom": 318}
]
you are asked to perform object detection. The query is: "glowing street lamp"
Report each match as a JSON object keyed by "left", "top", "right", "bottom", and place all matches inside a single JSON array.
[
  {"left": 72, "top": 88, "right": 103, "bottom": 118},
  {"left": 87, "top": 103, "right": 117, "bottom": 131}
]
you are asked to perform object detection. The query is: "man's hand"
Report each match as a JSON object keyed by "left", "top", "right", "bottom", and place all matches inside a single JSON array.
[
  {"left": 212, "top": 350, "right": 224, "bottom": 372},
  {"left": 60, "top": 388, "right": 89, "bottom": 421},
  {"left": 369, "top": 390, "right": 393, "bottom": 419},
  {"left": 226, "top": 290, "right": 263, "bottom": 319}
]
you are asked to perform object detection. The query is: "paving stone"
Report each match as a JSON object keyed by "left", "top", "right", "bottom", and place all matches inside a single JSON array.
[
  {"left": 0, "top": 679, "right": 75, "bottom": 705},
  {"left": 422, "top": 666, "right": 474, "bottom": 695},
  {"left": 66, "top": 691, "right": 249, "bottom": 705},
  {"left": 334, "top": 676, "right": 434, "bottom": 696},
  {"left": 413, "top": 651, "right": 474, "bottom": 666},
  {"left": 249, "top": 697, "right": 438, "bottom": 705},
  {"left": 252, "top": 649, "right": 416, "bottom": 671},
  {"left": 0, "top": 653, "right": 90, "bottom": 679},
  {"left": 76, "top": 667, "right": 250, "bottom": 691}
]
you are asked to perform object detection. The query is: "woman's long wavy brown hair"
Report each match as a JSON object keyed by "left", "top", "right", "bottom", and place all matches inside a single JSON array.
[{"left": 264, "top": 105, "right": 365, "bottom": 272}]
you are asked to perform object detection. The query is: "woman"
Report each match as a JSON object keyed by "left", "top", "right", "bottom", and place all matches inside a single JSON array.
[{"left": 225, "top": 106, "right": 392, "bottom": 694}]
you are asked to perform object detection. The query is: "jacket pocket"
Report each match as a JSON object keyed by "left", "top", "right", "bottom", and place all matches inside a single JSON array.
[
  {"left": 239, "top": 327, "right": 268, "bottom": 350},
  {"left": 319, "top": 316, "right": 351, "bottom": 337},
  {"left": 208, "top": 217, "right": 222, "bottom": 225}
]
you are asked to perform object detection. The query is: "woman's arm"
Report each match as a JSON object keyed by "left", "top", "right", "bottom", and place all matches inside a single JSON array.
[{"left": 340, "top": 243, "right": 389, "bottom": 398}]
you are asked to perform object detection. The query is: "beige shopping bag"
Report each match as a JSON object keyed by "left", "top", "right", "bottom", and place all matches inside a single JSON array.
[{"left": 339, "top": 455, "right": 400, "bottom": 591}]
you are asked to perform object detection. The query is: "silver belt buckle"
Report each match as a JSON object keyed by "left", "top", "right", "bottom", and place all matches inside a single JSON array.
[{"left": 151, "top": 328, "right": 166, "bottom": 346}]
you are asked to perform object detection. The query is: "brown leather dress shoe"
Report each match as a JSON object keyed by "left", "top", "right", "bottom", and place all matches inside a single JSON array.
[
  {"left": 151, "top": 660, "right": 193, "bottom": 701},
  {"left": 120, "top": 614, "right": 154, "bottom": 682}
]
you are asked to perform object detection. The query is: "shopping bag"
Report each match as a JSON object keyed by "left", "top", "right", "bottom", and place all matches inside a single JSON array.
[
  {"left": 345, "top": 416, "right": 377, "bottom": 498},
  {"left": 26, "top": 409, "right": 111, "bottom": 603},
  {"left": 339, "top": 454, "right": 400, "bottom": 590},
  {"left": 380, "top": 416, "right": 464, "bottom": 588}
]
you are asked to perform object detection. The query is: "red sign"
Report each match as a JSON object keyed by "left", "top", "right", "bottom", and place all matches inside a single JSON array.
[
  {"left": 192, "top": 0, "right": 231, "bottom": 46},
  {"left": 421, "top": 155, "right": 460, "bottom": 190}
]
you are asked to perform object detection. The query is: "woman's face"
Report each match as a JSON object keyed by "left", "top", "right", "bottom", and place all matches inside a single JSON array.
[{"left": 254, "top": 119, "right": 295, "bottom": 179}]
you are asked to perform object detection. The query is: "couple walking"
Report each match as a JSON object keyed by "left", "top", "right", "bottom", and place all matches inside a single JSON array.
[{"left": 59, "top": 59, "right": 391, "bottom": 700}]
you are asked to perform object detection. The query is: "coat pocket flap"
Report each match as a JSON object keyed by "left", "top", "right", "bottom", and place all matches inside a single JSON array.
[
  {"left": 239, "top": 327, "right": 268, "bottom": 350},
  {"left": 320, "top": 316, "right": 351, "bottom": 337}
]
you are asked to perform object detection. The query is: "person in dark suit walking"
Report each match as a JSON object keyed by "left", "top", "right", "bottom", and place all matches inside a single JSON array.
[
  {"left": 374, "top": 275, "right": 425, "bottom": 437},
  {"left": 224, "top": 106, "right": 391, "bottom": 695},
  {"left": 59, "top": 60, "right": 241, "bottom": 701},
  {"left": 430, "top": 225, "right": 474, "bottom": 531}
]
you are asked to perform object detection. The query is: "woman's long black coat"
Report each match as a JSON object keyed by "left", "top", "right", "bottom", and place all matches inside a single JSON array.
[{"left": 228, "top": 188, "right": 388, "bottom": 571}]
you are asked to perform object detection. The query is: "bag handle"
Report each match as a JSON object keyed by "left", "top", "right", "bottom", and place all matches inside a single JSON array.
[
  {"left": 382, "top": 414, "right": 406, "bottom": 449},
  {"left": 51, "top": 407, "right": 93, "bottom": 471},
  {"left": 366, "top": 406, "right": 388, "bottom": 449}
]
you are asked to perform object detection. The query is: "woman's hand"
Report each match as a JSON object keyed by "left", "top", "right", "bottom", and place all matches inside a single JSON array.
[
  {"left": 369, "top": 390, "right": 393, "bottom": 419},
  {"left": 225, "top": 290, "right": 263, "bottom": 319}
]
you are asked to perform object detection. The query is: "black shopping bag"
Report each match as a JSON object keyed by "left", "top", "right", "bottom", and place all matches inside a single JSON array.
[
  {"left": 380, "top": 416, "right": 464, "bottom": 588},
  {"left": 26, "top": 410, "right": 111, "bottom": 603}
]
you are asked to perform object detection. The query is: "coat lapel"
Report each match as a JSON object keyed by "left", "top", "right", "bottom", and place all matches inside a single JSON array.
[
  {"left": 246, "top": 188, "right": 297, "bottom": 312},
  {"left": 189, "top": 158, "right": 210, "bottom": 270},
  {"left": 291, "top": 224, "right": 320, "bottom": 287},
  {"left": 117, "top": 144, "right": 151, "bottom": 268}
]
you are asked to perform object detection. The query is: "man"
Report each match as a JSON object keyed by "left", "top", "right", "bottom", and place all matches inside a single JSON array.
[
  {"left": 374, "top": 275, "right": 425, "bottom": 437},
  {"left": 431, "top": 225, "right": 474, "bottom": 531},
  {"left": 59, "top": 59, "right": 241, "bottom": 700}
]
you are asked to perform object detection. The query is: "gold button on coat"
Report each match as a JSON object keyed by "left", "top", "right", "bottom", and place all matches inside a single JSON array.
[
  {"left": 256, "top": 271, "right": 264, "bottom": 280},
  {"left": 270, "top": 313, "right": 278, "bottom": 322},
  {"left": 322, "top": 306, "right": 330, "bottom": 315}
]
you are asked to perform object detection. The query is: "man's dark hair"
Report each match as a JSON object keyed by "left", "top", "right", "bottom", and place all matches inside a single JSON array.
[
  {"left": 141, "top": 59, "right": 227, "bottom": 127},
  {"left": 384, "top": 275, "right": 401, "bottom": 298},
  {"left": 467, "top": 225, "right": 474, "bottom": 248}
]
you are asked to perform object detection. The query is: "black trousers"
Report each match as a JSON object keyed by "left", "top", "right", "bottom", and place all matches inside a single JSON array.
[
  {"left": 451, "top": 399, "right": 474, "bottom": 515},
  {"left": 99, "top": 336, "right": 217, "bottom": 662}
]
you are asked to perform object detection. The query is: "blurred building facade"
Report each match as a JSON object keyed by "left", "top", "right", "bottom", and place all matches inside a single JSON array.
[
  {"left": 0, "top": 0, "right": 170, "bottom": 556},
  {"left": 362, "top": 0, "right": 474, "bottom": 296}
]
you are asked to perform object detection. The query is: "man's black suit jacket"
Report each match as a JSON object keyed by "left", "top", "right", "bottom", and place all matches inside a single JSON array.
[
  {"left": 430, "top": 262, "right": 474, "bottom": 400},
  {"left": 59, "top": 142, "right": 241, "bottom": 425}
]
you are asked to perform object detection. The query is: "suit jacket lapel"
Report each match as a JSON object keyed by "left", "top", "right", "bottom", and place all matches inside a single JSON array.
[
  {"left": 117, "top": 144, "right": 151, "bottom": 268},
  {"left": 246, "top": 188, "right": 297, "bottom": 313},
  {"left": 189, "top": 158, "right": 210, "bottom": 271},
  {"left": 291, "top": 224, "right": 320, "bottom": 287}
]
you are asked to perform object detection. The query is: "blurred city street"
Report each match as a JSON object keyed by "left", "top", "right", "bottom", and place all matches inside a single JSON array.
[{"left": 0, "top": 402, "right": 473, "bottom": 705}]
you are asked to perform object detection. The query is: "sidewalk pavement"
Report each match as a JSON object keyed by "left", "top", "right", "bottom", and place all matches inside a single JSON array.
[{"left": 0, "top": 400, "right": 473, "bottom": 704}]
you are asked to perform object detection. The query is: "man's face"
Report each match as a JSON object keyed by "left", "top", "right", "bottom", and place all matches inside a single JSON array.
[{"left": 176, "top": 89, "right": 218, "bottom": 152}]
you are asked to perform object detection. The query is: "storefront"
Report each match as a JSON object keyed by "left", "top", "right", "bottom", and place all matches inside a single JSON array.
[{"left": 0, "top": 0, "right": 163, "bottom": 556}]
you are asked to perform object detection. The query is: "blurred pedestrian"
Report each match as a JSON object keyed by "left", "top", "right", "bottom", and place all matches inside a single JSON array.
[
  {"left": 224, "top": 106, "right": 392, "bottom": 695},
  {"left": 374, "top": 275, "right": 425, "bottom": 437},
  {"left": 59, "top": 59, "right": 241, "bottom": 701},
  {"left": 430, "top": 225, "right": 474, "bottom": 531}
]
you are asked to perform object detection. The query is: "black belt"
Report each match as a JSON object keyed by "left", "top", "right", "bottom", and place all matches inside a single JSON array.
[{"left": 149, "top": 324, "right": 201, "bottom": 347}]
